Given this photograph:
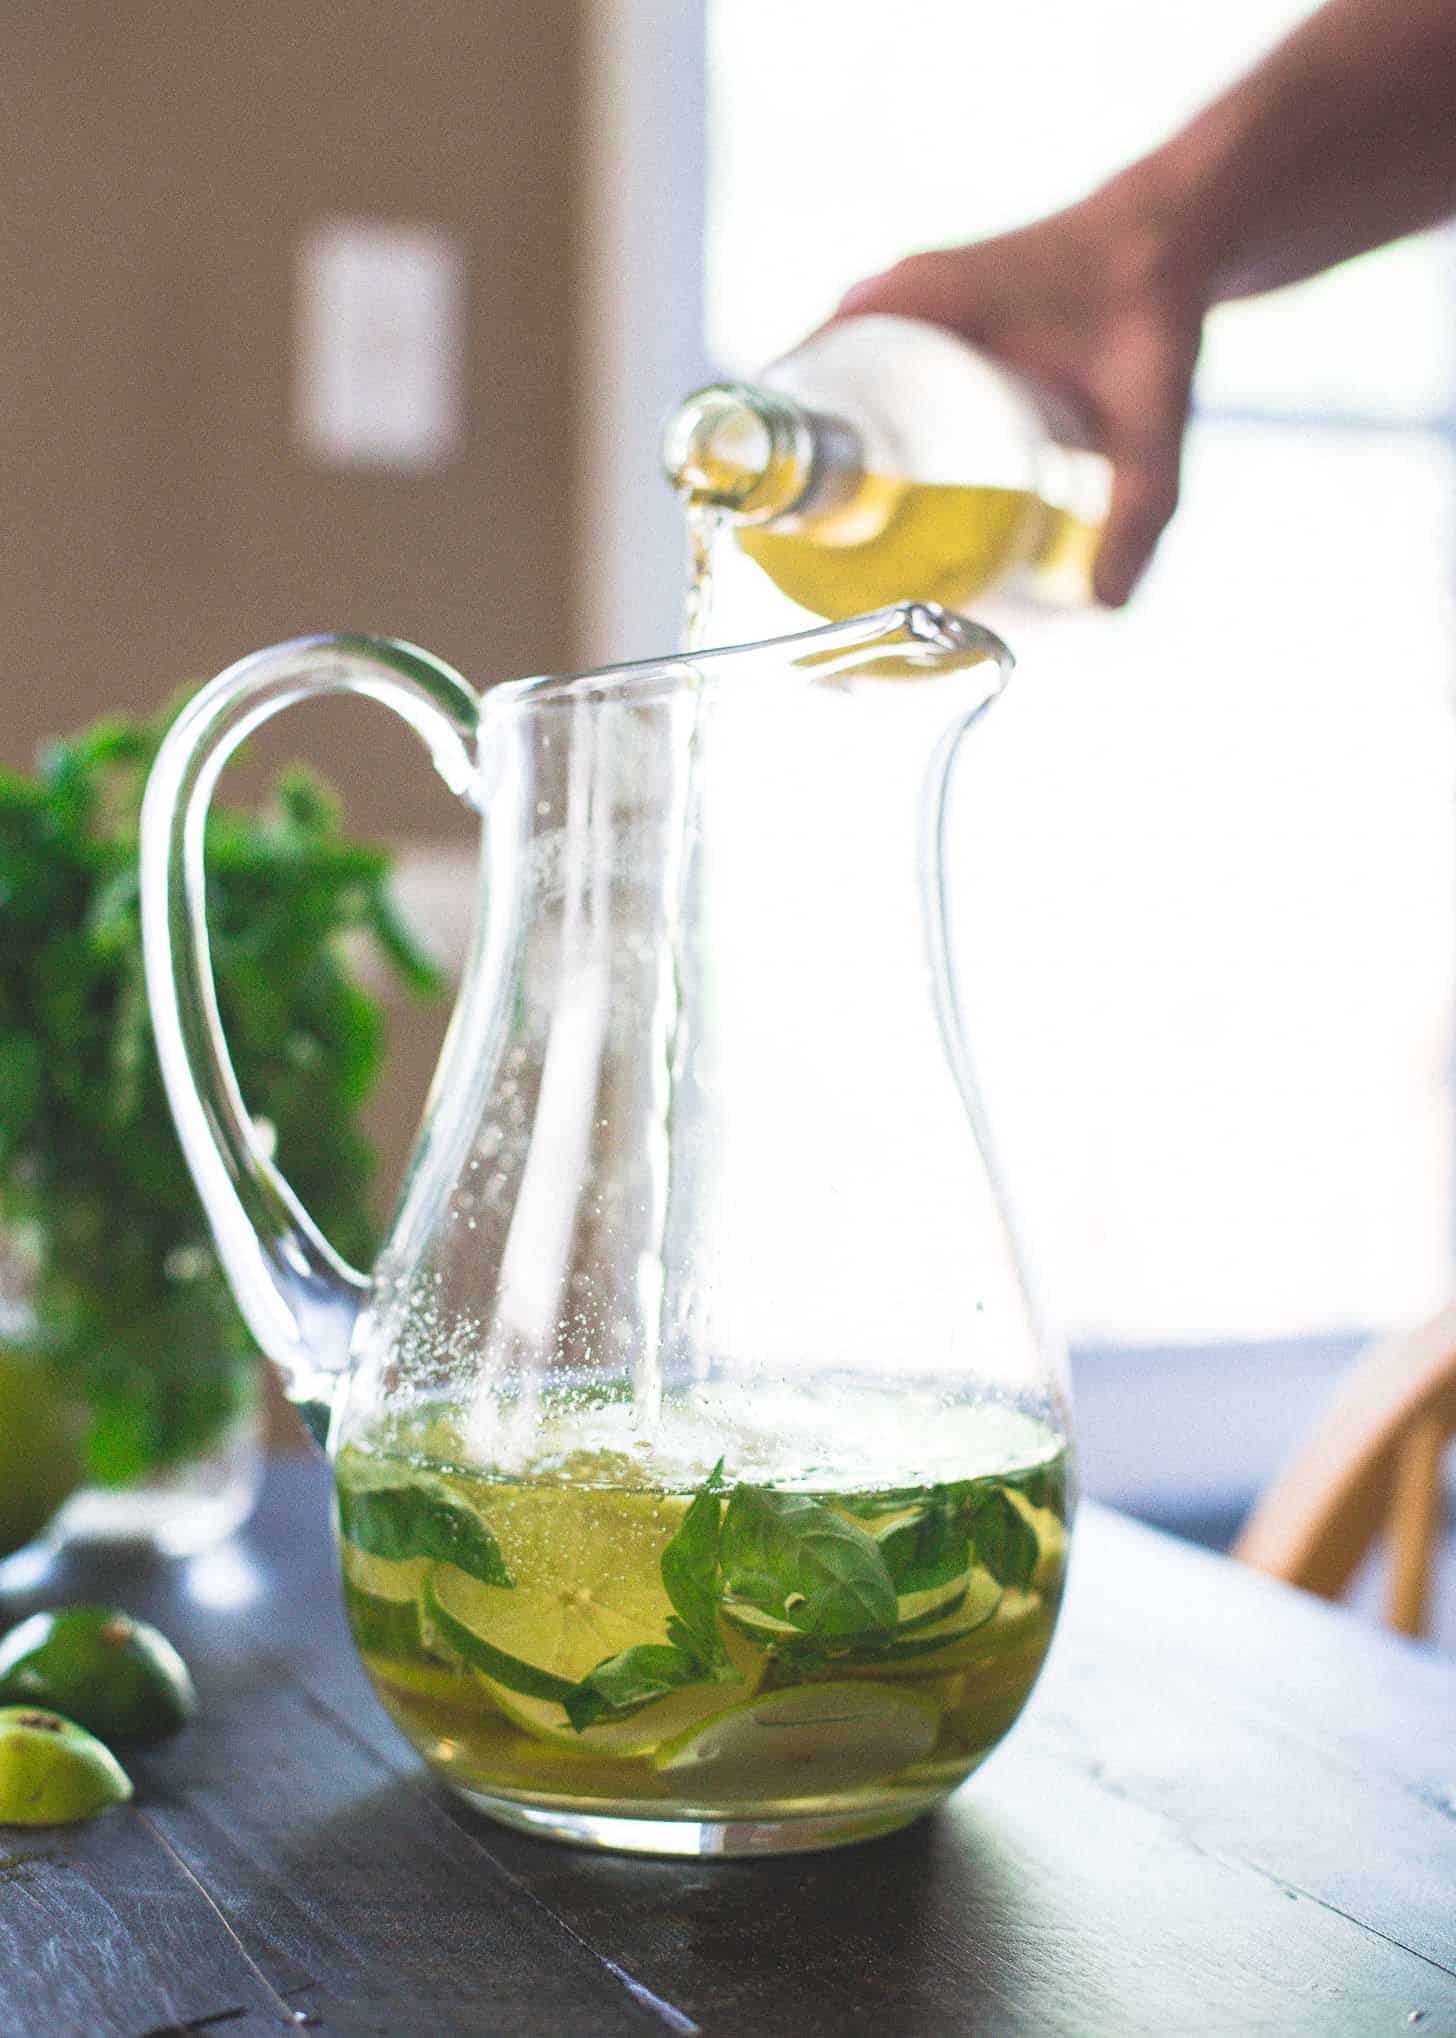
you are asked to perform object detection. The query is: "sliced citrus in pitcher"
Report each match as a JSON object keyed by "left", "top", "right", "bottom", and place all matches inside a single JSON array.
[
  {"left": 418, "top": 1480, "right": 737, "bottom": 1754},
  {"left": 423, "top": 1483, "right": 683, "bottom": 1680}
]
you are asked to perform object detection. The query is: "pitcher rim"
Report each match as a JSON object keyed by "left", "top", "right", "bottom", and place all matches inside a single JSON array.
[{"left": 488, "top": 601, "right": 1013, "bottom": 713}]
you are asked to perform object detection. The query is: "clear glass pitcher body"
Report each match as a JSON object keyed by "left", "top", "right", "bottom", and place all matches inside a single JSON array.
[{"left": 141, "top": 603, "right": 1073, "bottom": 1857}]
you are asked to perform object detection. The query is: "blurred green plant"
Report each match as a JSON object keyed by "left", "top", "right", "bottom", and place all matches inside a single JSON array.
[{"left": 0, "top": 709, "right": 440, "bottom": 1493}]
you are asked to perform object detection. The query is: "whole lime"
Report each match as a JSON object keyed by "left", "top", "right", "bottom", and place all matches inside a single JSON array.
[
  {"left": 0, "top": 1607, "right": 196, "bottom": 1743},
  {"left": 0, "top": 1705, "right": 132, "bottom": 1826},
  {"left": 0, "top": 1351, "right": 86, "bottom": 1560}
]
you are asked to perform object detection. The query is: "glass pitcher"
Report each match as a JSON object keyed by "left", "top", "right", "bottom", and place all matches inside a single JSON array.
[{"left": 140, "top": 601, "right": 1073, "bottom": 1858}]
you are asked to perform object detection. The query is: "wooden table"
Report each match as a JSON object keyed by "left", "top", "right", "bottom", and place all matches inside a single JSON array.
[{"left": 2, "top": 1455, "right": 1454, "bottom": 2037}]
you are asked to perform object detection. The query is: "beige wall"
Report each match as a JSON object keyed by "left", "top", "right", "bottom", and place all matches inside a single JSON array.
[
  {"left": 2, "top": 4, "right": 587, "bottom": 1198},
  {"left": 1, "top": 2, "right": 579, "bottom": 839}
]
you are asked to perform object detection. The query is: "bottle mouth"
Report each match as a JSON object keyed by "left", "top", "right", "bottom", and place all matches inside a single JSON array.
[{"left": 660, "top": 384, "right": 814, "bottom": 523}]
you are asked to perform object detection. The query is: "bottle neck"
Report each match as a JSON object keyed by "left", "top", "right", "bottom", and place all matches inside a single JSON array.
[{"left": 661, "top": 383, "right": 861, "bottom": 526}]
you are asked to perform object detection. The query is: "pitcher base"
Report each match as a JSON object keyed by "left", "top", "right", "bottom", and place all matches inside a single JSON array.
[{"left": 446, "top": 1782, "right": 943, "bottom": 1857}]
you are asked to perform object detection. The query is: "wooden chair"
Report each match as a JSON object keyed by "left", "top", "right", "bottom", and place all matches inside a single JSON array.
[{"left": 1234, "top": 1303, "right": 1456, "bottom": 1639}]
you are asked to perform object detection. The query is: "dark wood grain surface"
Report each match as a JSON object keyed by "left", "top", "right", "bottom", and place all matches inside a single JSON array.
[{"left": 2, "top": 1455, "right": 1453, "bottom": 2038}]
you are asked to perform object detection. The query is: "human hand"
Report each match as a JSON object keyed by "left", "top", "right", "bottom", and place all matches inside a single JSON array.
[{"left": 838, "top": 189, "right": 1207, "bottom": 605}]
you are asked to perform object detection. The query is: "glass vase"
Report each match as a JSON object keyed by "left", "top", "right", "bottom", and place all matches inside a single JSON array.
[{"left": 0, "top": 1228, "right": 262, "bottom": 1569}]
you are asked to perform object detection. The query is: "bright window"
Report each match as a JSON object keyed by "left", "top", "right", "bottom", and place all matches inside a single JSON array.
[{"left": 707, "top": 0, "right": 1456, "bottom": 1349}]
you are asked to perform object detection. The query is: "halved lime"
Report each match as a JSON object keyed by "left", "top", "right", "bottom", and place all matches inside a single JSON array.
[
  {"left": 0, "top": 1706, "right": 132, "bottom": 1826},
  {"left": 0, "top": 1607, "right": 195, "bottom": 1743},
  {"left": 652, "top": 1681, "right": 938, "bottom": 1796}
]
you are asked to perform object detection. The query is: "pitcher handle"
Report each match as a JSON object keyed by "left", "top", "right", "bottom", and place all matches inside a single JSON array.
[{"left": 140, "top": 633, "right": 480, "bottom": 1443}]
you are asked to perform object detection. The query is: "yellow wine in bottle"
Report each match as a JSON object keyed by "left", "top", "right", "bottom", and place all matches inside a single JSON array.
[{"left": 663, "top": 315, "right": 1108, "bottom": 624}]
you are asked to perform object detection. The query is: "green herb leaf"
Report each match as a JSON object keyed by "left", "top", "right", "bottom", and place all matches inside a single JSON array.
[
  {"left": 564, "top": 1641, "right": 705, "bottom": 1731},
  {"left": 875, "top": 1491, "right": 971, "bottom": 1596},
  {"left": 719, "top": 1488, "right": 898, "bottom": 1639},
  {"left": 664, "top": 1615, "right": 706, "bottom": 1662},
  {"left": 970, "top": 1488, "right": 1040, "bottom": 1590},
  {"left": 421, "top": 1569, "right": 578, "bottom": 1706},
  {"left": 660, "top": 1462, "right": 726, "bottom": 1666},
  {"left": 0, "top": 700, "right": 441, "bottom": 1483},
  {"left": 338, "top": 1483, "right": 513, "bottom": 1586},
  {"left": 0, "top": 1033, "right": 41, "bottom": 1159},
  {"left": 1005, "top": 1461, "right": 1067, "bottom": 1520}
]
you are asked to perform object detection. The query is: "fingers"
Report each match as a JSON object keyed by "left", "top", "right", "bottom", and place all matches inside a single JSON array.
[
  {"left": 838, "top": 242, "right": 1201, "bottom": 608},
  {"left": 1092, "top": 330, "right": 1198, "bottom": 606},
  {"left": 836, "top": 250, "right": 985, "bottom": 337},
  {"left": 1095, "top": 460, "right": 1181, "bottom": 606}
]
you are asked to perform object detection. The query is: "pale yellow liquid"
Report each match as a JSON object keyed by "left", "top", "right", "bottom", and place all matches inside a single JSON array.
[
  {"left": 335, "top": 1395, "right": 1068, "bottom": 1841},
  {"left": 736, "top": 476, "right": 1099, "bottom": 621}
]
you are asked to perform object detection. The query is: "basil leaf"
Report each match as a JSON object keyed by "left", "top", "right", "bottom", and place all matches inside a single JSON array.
[
  {"left": 660, "top": 1465, "right": 726, "bottom": 1666},
  {"left": 0, "top": 1032, "right": 41, "bottom": 1159},
  {"left": 665, "top": 1615, "right": 709, "bottom": 1663},
  {"left": 719, "top": 1488, "right": 898, "bottom": 1639},
  {"left": 421, "top": 1569, "right": 577, "bottom": 1706},
  {"left": 970, "top": 1487, "right": 1040, "bottom": 1590},
  {"left": 564, "top": 1641, "right": 705, "bottom": 1732},
  {"left": 876, "top": 1491, "right": 971, "bottom": 1595},
  {"left": 338, "top": 1482, "right": 513, "bottom": 1587},
  {"left": 0, "top": 702, "right": 440, "bottom": 1482},
  {"left": 1006, "top": 1461, "right": 1067, "bottom": 1520}
]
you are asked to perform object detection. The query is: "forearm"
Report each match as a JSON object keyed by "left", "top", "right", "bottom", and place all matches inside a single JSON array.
[{"left": 1110, "top": 0, "right": 1456, "bottom": 304}]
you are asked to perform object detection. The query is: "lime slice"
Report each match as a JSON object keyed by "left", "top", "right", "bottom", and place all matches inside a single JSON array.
[
  {"left": 340, "top": 1549, "right": 437, "bottom": 1662},
  {"left": 719, "top": 1568, "right": 1004, "bottom": 1681},
  {"left": 424, "top": 1483, "right": 684, "bottom": 1686},
  {"left": 344, "top": 1584, "right": 426, "bottom": 1663},
  {"left": 653, "top": 1681, "right": 938, "bottom": 1797},
  {"left": 483, "top": 1674, "right": 742, "bottom": 1759},
  {"left": 366, "top": 1652, "right": 476, "bottom": 1707},
  {"left": 0, "top": 1608, "right": 195, "bottom": 1743},
  {"left": 893, "top": 1570, "right": 983, "bottom": 1628},
  {"left": 1029, "top": 1509, "right": 1067, "bottom": 1592},
  {"left": 421, "top": 1482, "right": 728, "bottom": 1754},
  {"left": 0, "top": 1706, "right": 132, "bottom": 1826},
  {"left": 425, "top": 1562, "right": 740, "bottom": 1758},
  {"left": 341, "top": 1544, "right": 430, "bottom": 1603}
]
